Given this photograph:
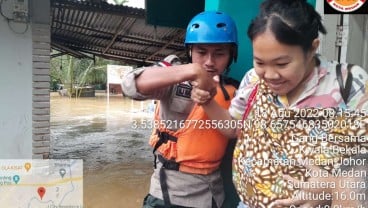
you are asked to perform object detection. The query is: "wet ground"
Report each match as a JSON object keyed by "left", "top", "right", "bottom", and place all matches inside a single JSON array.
[{"left": 50, "top": 93, "right": 154, "bottom": 207}]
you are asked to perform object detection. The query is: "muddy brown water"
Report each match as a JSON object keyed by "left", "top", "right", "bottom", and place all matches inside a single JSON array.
[{"left": 50, "top": 93, "right": 154, "bottom": 207}]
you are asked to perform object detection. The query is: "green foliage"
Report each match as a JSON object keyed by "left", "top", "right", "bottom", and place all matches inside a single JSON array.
[{"left": 50, "top": 51, "right": 123, "bottom": 96}]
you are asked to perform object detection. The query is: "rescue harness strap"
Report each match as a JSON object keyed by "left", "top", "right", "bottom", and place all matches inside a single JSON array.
[{"left": 153, "top": 130, "right": 179, "bottom": 208}]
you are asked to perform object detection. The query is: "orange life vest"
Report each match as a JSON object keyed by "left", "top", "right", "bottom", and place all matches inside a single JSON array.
[{"left": 149, "top": 84, "right": 236, "bottom": 175}]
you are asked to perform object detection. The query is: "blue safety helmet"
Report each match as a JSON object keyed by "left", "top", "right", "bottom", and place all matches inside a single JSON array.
[{"left": 185, "top": 11, "right": 238, "bottom": 64}]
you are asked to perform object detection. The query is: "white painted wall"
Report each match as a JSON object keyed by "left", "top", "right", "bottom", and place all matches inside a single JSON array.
[
  {"left": 319, "top": 14, "right": 340, "bottom": 61},
  {"left": 0, "top": 2, "right": 33, "bottom": 158},
  {"left": 347, "top": 15, "right": 368, "bottom": 70},
  {"left": 316, "top": 0, "right": 368, "bottom": 71}
]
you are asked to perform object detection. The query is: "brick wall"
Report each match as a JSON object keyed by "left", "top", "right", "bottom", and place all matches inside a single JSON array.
[{"left": 32, "top": 23, "right": 51, "bottom": 159}]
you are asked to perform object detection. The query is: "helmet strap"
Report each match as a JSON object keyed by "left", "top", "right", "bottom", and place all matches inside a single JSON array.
[{"left": 185, "top": 45, "right": 192, "bottom": 63}]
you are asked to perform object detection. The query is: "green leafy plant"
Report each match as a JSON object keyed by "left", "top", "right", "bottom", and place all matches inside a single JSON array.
[{"left": 50, "top": 52, "right": 121, "bottom": 97}]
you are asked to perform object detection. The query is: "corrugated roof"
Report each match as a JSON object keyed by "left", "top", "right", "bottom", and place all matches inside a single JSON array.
[{"left": 51, "top": 0, "right": 187, "bottom": 66}]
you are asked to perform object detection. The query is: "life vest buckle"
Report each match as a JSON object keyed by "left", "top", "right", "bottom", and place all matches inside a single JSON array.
[
  {"left": 157, "top": 130, "right": 178, "bottom": 143},
  {"left": 158, "top": 154, "right": 179, "bottom": 171}
]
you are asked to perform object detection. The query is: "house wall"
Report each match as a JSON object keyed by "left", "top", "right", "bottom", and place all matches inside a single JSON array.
[
  {"left": 0, "top": 0, "right": 50, "bottom": 159},
  {"left": 207, "top": 0, "right": 368, "bottom": 79},
  {"left": 0, "top": 0, "right": 33, "bottom": 158},
  {"left": 347, "top": 15, "right": 368, "bottom": 71},
  {"left": 316, "top": 0, "right": 368, "bottom": 72}
]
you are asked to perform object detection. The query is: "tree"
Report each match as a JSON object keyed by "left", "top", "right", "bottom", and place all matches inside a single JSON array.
[{"left": 50, "top": 51, "right": 122, "bottom": 97}]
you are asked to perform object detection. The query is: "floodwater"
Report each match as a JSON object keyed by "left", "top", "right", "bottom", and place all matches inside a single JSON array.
[{"left": 50, "top": 93, "right": 155, "bottom": 208}]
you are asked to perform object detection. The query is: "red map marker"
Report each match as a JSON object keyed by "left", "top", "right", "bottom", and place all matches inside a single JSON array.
[{"left": 37, "top": 187, "right": 46, "bottom": 200}]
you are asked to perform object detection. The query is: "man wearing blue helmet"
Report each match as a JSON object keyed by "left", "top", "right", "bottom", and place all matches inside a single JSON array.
[{"left": 122, "top": 11, "right": 239, "bottom": 208}]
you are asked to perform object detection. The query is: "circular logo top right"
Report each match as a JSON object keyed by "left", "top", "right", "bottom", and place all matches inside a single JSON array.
[{"left": 327, "top": 0, "right": 366, "bottom": 12}]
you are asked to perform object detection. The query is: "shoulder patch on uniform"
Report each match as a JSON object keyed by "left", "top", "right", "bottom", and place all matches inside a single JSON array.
[{"left": 175, "top": 83, "right": 192, "bottom": 98}]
